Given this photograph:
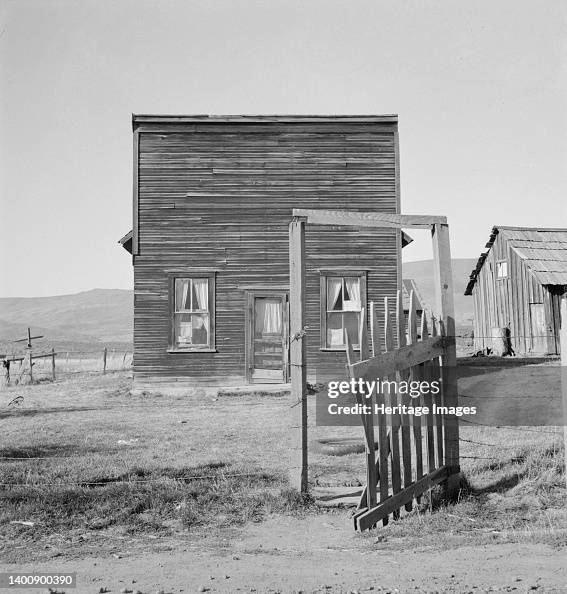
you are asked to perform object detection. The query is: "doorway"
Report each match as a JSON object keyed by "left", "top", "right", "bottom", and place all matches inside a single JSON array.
[
  {"left": 529, "top": 302, "right": 547, "bottom": 354},
  {"left": 245, "top": 291, "right": 289, "bottom": 383}
]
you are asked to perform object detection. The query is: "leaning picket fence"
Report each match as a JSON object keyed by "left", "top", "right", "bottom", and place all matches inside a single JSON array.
[{"left": 345, "top": 289, "right": 460, "bottom": 531}]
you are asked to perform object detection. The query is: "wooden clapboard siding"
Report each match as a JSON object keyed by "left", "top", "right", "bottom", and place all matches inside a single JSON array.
[
  {"left": 133, "top": 118, "right": 400, "bottom": 388},
  {"left": 469, "top": 230, "right": 558, "bottom": 355}
]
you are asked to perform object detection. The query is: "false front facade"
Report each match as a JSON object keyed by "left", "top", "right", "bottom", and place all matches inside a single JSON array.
[{"left": 121, "top": 115, "right": 405, "bottom": 392}]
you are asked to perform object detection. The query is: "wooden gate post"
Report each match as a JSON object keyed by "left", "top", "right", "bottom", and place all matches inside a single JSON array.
[
  {"left": 289, "top": 216, "right": 308, "bottom": 493},
  {"left": 561, "top": 296, "right": 567, "bottom": 489},
  {"left": 432, "top": 223, "right": 460, "bottom": 496}
]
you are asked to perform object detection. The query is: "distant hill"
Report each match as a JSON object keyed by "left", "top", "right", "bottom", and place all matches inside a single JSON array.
[
  {"left": 403, "top": 258, "right": 476, "bottom": 329},
  {"left": 0, "top": 289, "right": 133, "bottom": 353},
  {"left": 0, "top": 259, "right": 476, "bottom": 354}
]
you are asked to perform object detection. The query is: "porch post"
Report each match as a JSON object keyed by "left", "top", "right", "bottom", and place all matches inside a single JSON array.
[{"left": 289, "top": 216, "right": 308, "bottom": 493}]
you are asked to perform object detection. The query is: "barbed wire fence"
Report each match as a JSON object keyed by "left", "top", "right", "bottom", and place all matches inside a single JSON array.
[{"left": 1, "top": 348, "right": 133, "bottom": 388}]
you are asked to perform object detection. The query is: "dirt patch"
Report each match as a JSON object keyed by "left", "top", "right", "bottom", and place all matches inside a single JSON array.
[{"left": 1, "top": 515, "right": 566, "bottom": 593}]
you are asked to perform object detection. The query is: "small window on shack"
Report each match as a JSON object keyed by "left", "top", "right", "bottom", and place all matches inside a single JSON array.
[
  {"left": 496, "top": 261, "right": 508, "bottom": 279},
  {"left": 170, "top": 274, "right": 215, "bottom": 351},
  {"left": 320, "top": 272, "right": 367, "bottom": 350}
]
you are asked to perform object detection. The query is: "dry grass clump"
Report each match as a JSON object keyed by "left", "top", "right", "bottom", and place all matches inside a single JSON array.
[
  {"left": 360, "top": 429, "right": 566, "bottom": 549},
  {"left": 1, "top": 461, "right": 310, "bottom": 544}
]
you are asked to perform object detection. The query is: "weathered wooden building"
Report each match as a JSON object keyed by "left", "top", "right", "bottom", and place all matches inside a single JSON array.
[
  {"left": 465, "top": 226, "right": 567, "bottom": 355},
  {"left": 121, "top": 114, "right": 408, "bottom": 392}
]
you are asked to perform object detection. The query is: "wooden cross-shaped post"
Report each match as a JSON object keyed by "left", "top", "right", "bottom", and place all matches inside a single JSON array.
[
  {"left": 13, "top": 328, "right": 44, "bottom": 349},
  {"left": 13, "top": 328, "right": 44, "bottom": 384}
]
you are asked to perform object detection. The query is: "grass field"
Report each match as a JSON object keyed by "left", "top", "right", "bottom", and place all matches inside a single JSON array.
[{"left": 0, "top": 368, "right": 565, "bottom": 566}]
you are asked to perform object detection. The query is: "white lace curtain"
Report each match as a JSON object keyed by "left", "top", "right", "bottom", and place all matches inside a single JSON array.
[
  {"left": 327, "top": 277, "right": 361, "bottom": 311},
  {"left": 255, "top": 299, "right": 282, "bottom": 334},
  {"left": 174, "top": 278, "right": 210, "bottom": 341},
  {"left": 193, "top": 279, "right": 208, "bottom": 311},
  {"left": 175, "top": 279, "right": 208, "bottom": 311},
  {"left": 327, "top": 278, "right": 342, "bottom": 310},
  {"left": 344, "top": 277, "right": 361, "bottom": 311},
  {"left": 175, "top": 279, "right": 190, "bottom": 310}
]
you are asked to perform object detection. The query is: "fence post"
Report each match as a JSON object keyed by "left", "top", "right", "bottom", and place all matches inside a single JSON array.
[
  {"left": 102, "top": 347, "right": 107, "bottom": 374},
  {"left": 432, "top": 222, "right": 460, "bottom": 497},
  {"left": 28, "top": 350, "right": 33, "bottom": 383},
  {"left": 51, "top": 348, "right": 56, "bottom": 380},
  {"left": 561, "top": 296, "right": 567, "bottom": 489},
  {"left": 289, "top": 216, "right": 308, "bottom": 493}
]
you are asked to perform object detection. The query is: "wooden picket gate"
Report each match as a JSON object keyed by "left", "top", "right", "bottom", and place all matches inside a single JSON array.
[
  {"left": 345, "top": 290, "right": 459, "bottom": 531},
  {"left": 288, "top": 208, "right": 461, "bottom": 530}
]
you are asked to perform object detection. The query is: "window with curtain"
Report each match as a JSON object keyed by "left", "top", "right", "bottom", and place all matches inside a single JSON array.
[
  {"left": 172, "top": 277, "right": 212, "bottom": 349},
  {"left": 322, "top": 275, "right": 365, "bottom": 349}
]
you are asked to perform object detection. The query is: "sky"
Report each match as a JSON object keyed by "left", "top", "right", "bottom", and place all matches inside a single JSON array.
[{"left": 1, "top": 0, "right": 566, "bottom": 297}]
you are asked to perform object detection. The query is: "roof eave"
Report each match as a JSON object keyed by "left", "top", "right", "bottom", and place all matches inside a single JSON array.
[{"left": 132, "top": 114, "right": 399, "bottom": 126}]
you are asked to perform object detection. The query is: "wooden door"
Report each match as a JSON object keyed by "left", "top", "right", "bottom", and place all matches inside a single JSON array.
[
  {"left": 548, "top": 286, "right": 565, "bottom": 355},
  {"left": 246, "top": 292, "right": 288, "bottom": 383},
  {"left": 529, "top": 303, "right": 547, "bottom": 354}
]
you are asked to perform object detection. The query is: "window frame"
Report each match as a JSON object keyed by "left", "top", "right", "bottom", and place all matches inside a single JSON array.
[
  {"left": 167, "top": 271, "right": 216, "bottom": 353},
  {"left": 319, "top": 269, "right": 367, "bottom": 351},
  {"left": 496, "top": 260, "right": 508, "bottom": 280}
]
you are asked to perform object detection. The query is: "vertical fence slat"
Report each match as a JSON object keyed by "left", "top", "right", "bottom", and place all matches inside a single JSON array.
[
  {"left": 396, "top": 289, "right": 413, "bottom": 512},
  {"left": 358, "top": 302, "right": 389, "bottom": 524},
  {"left": 373, "top": 302, "right": 390, "bottom": 526},
  {"left": 431, "top": 316, "right": 444, "bottom": 468},
  {"left": 385, "top": 296, "right": 401, "bottom": 520},
  {"left": 345, "top": 330, "right": 377, "bottom": 515},
  {"left": 370, "top": 301, "right": 379, "bottom": 358},
  {"left": 408, "top": 291, "right": 423, "bottom": 494},
  {"left": 421, "top": 313, "right": 436, "bottom": 474},
  {"left": 359, "top": 307, "right": 370, "bottom": 361},
  {"left": 357, "top": 318, "right": 378, "bottom": 506}
]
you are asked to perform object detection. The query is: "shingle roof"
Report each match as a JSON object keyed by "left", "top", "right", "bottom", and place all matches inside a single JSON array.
[{"left": 465, "top": 226, "right": 567, "bottom": 295}]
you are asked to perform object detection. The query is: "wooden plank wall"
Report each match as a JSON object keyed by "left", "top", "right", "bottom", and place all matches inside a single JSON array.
[{"left": 133, "top": 121, "right": 399, "bottom": 387}]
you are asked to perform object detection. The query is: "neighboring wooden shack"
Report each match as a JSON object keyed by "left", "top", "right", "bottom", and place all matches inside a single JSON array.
[
  {"left": 120, "top": 114, "right": 408, "bottom": 392},
  {"left": 465, "top": 226, "right": 567, "bottom": 355}
]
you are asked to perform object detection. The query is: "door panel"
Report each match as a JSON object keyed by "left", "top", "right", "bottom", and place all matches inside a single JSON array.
[
  {"left": 245, "top": 292, "right": 288, "bottom": 383},
  {"left": 530, "top": 303, "right": 547, "bottom": 354},
  {"left": 548, "top": 286, "right": 566, "bottom": 355}
]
